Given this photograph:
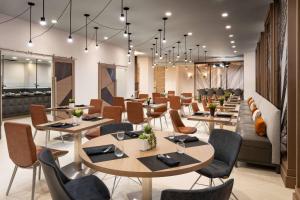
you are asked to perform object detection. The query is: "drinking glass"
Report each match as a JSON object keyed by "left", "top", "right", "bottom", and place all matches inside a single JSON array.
[
  {"left": 116, "top": 131, "right": 125, "bottom": 141},
  {"left": 168, "top": 132, "right": 175, "bottom": 140},
  {"left": 176, "top": 141, "right": 185, "bottom": 154},
  {"left": 114, "top": 143, "right": 124, "bottom": 158}
]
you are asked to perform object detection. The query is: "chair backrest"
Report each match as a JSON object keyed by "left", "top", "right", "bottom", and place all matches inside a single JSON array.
[
  {"left": 169, "top": 110, "right": 185, "bottom": 132},
  {"left": 152, "top": 92, "right": 161, "bottom": 100},
  {"left": 216, "top": 89, "right": 224, "bottom": 96},
  {"left": 209, "top": 129, "right": 242, "bottom": 176},
  {"left": 88, "top": 99, "right": 103, "bottom": 115},
  {"left": 160, "top": 179, "right": 234, "bottom": 200},
  {"left": 181, "top": 93, "right": 193, "bottom": 104},
  {"left": 138, "top": 93, "right": 148, "bottom": 99},
  {"left": 199, "top": 89, "right": 207, "bottom": 96},
  {"left": 191, "top": 102, "right": 200, "bottom": 113},
  {"left": 207, "top": 89, "right": 215, "bottom": 96},
  {"left": 100, "top": 123, "right": 133, "bottom": 135},
  {"left": 127, "top": 102, "right": 145, "bottom": 124},
  {"left": 102, "top": 106, "right": 122, "bottom": 123},
  {"left": 154, "top": 97, "right": 168, "bottom": 113},
  {"left": 4, "top": 122, "right": 37, "bottom": 168},
  {"left": 169, "top": 96, "right": 181, "bottom": 110},
  {"left": 201, "top": 98, "right": 209, "bottom": 111},
  {"left": 168, "top": 91, "right": 175, "bottom": 95},
  {"left": 38, "top": 149, "right": 72, "bottom": 200},
  {"left": 30, "top": 104, "right": 48, "bottom": 128},
  {"left": 112, "top": 97, "right": 126, "bottom": 112}
]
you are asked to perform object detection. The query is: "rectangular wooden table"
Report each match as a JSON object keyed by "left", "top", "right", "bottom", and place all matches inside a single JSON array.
[{"left": 37, "top": 117, "right": 114, "bottom": 178}]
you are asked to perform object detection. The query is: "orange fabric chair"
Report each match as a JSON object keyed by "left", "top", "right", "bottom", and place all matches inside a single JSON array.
[
  {"left": 152, "top": 92, "right": 162, "bottom": 104},
  {"left": 138, "top": 93, "right": 149, "bottom": 99},
  {"left": 148, "top": 97, "right": 168, "bottom": 130},
  {"left": 112, "top": 97, "right": 126, "bottom": 113},
  {"left": 181, "top": 93, "right": 193, "bottom": 113},
  {"left": 168, "top": 91, "right": 175, "bottom": 96},
  {"left": 127, "top": 102, "right": 151, "bottom": 129},
  {"left": 4, "top": 122, "right": 68, "bottom": 200},
  {"left": 169, "top": 110, "right": 197, "bottom": 134},
  {"left": 202, "top": 98, "right": 209, "bottom": 111},
  {"left": 169, "top": 96, "right": 181, "bottom": 111},
  {"left": 85, "top": 106, "right": 122, "bottom": 140},
  {"left": 30, "top": 104, "right": 64, "bottom": 145},
  {"left": 88, "top": 99, "right": 103, "bottom": 115},
  {"left": 191, "top": 102, "right": 200, "bottom": 113}
]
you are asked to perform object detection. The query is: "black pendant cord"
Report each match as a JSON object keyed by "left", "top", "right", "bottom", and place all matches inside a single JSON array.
[
  {"left": 151, "top": 48, "right": 154, "bottom": 66},
  {"left": 155, "top": 38, "right": 158, "bottom": 55},
  {"left": 94, "top": 27, "right": 99, "bottom": 46},
  {"left": 168, "top": 50, "right": 171, "bottom": 63},
  {"left": 189, "top": 49, "right": 192, "bottom": 60},
  {"left": 162, "top": 17, "right": 167, "bottom": 42},
  {"left": 42, "top": 0, "right": 45, "bottom": 19},
  {"left": 84, "top": 14, "right": 90, "bottom": 50},
  {"left": 158, "top": 29, "right": 162, "bottom": 58},
  {"left": 172, "top": 46, "right": 175, "bottom": 63},
  {"left": 124, "top": 7, "right": 129, "bottom": 24},
  {"left": 28, "top": 2, "right": 35, "bottom": 43},
  {"left": 69, "top": 0, "right": 72, "bottom": 37},
  {"left": 121, "top": 0, "right": 124, "bottom": 16},
  {"left": 204, "top": 50, "right": 207, "bottom": 62},
  {"left": 197, "top": 44, "right": 200, "bottom": 61},
  {"left": 177, "top": 41, "right": 180, "bottom": 57},
  {"left": 184, "top": 34, "right": 187, "bottom": 60},
  {"left": 165, "top": 53, "right": 167, "bottom": 64}
]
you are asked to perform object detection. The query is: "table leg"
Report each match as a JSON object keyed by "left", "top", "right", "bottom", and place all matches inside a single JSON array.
[
  {"left": 208, "top": 122, "right": 214, "bottom": 134},
  {"left": 142, "top": 178, "right": 152, "bottom": 200},
  {"left": 74, "top": 132, "right": 82, "bottom": 166}
]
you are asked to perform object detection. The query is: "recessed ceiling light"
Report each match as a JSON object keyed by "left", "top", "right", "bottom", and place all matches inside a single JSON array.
[
  {"left": 232, "top": 45, "right": 236, "bottom": 48},
  {"left": 104, "top": 36, "right": 108, "bottom": 40},
  {"left": 48, "top": 60, "right": 52, "bottom": 63},
  {"left": 234, "top": 50, "right": 238, "bottom": 53},
  {"left": 165, "top": 11, "right": 172, "bottom": 17},
  {"left": 229, "top": 34, "right": 234, "bottom": 38},
  {"left": 221, "top": 12, "right": 228, "bottom": 18},
  {"left": 187, "top": 32, "right": 193, "bottom": 36},
  {"left": 230, "top": 40, "right": 235, "bottom": 44},
  {"left": 225, "top": 25, "right": 231, "bottom": 29},
  {"left": 26, "top": 58, "right": 30, "bottom": 61},
  {"left": 51, "top": 19, "right": 57, "bottom": 24},
  {"left": 38, "top": 59, "right": 42, "bottom": 62},
  {"left": 12, "top": 56, "right": 17, "bottom": 60},
  {"left": 202, "top": 45, "right": 206, "bottom": 49}
]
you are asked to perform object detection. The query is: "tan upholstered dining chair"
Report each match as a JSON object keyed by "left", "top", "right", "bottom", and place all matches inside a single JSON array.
[{"left": 169, "top": 109, "right": 197, "bottom": 134}]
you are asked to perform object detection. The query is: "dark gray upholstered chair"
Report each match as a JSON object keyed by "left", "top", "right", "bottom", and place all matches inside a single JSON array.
[
  {"left": 207, "top": 88, "right": 215, "bottom": 97},
  {"left": 190, "top": 129, "right": 242, "bottom": 199},
  {"left": 234, "top": 89, "right": 243, "bottom": 98},
  {"left": 38, "top": 149, "right": 110, "bottom": 200},
  {"left": 161, "top": 179, "right": 234, "bottom": 200},
  {"left": 100, "top": 122, "right": 133, "bottom": 135},
  {"left": 198, "top": 89, "right": 207, "bottom": 99},
  {"left": 216, "top": 88, "right": 225, "bottom": 96}
]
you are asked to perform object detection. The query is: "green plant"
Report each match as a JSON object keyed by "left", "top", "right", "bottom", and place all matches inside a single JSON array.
[
  {"left": 208, "top": 103, "right": 217, "bottom": 110},
  {"left": 72, "top": 109, "right": 83, "bottom": 117},
  {"left": 138, "top": 125, "right": 157, "bottom": 149},
  {"left": 69, "top": 98, "right": 75, "bottom": 103},
  {"left": 224, "top": 92, "right": 230, "bottom": 98},
  {"left": 219, "top": 97, "right": 225, "bottom": 105}
]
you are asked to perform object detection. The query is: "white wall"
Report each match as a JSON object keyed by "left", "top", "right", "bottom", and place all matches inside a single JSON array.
[
  {"left": 0, "top": 13, "right": 134, "bottom": 103},
  {"left": 243, "top": 51, "right": 256, "bottom": 99},
  {"left": 137, "top": 56, "right": 153, "bottom": 94},
  {"left": 165, "top": 67, "right": 178, "bottom": 94},
  {"left": 3, "top": 61, "right": 25, "bottom": 88}
]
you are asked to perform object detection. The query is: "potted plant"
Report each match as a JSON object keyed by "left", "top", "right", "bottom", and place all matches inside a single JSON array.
[
  {"left": 69, "top": 98, "right": 75, "bottom": 108},
  {"left": 138, "top": 125, "right": 157, "bottom": 151},
  {"left": 146, "top": 97, "right": 152, "bottom": 105},
  {"left": 219, "top": 97, "right": 225, "bottom": 106},
  {"left": 224, "top": 92, "right": 230, "bottom": 101},
  {"left": 208, "top": 103, "right": 217, "bottom": 116},
  {"left": 72, "top": 108, "right": 83, "bottom": 125}
]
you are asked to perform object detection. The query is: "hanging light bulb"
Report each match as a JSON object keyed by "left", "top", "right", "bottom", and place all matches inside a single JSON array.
[
  {"left": 67, "top": 0, "right": 73, "bottom": 43},
  {"left": 184, "top": 34, "right": 188, "bottom": 62},
  {"left": 40, "top": 0, "right": 47, "bottom": 26},
  {"left": 27, "top": 2, "right": 35, "bottom": 47},
  {"left": 154, "top": 37, "right": 158, "bottom": 55},
  {"left": 84, "top": 47, "right": 88, "bottom": 53},
  {"left": 119, "top": 0, "right": 125, "bottom": 21},
  {"left": 162, "top": 17, "right": 168, "bottom": 43},
  {"left": 124, "top": 22, "right": 130, "bottom": 38},
  {"left": 189, "top": 48, "right": 192, "bottom": 63},
  {"left": 172, "top": 46, "right": 175, "bottom": 66},
  {"left": 176, "top": 41, "right": 180, "bottom": 59},
  {"left": 128, "top": 56, "right": 131, "bottom": 64},
  {"left": 124, "top": 7, "right": 129, "bottom": 24},
  {"left": 196, "top": 44, "right": 200, "bottom": 62},
  {"left": 158, "top": 29, "right": 163, "bottom": 59},
  {"left": 83, "top": 14, "right": 90, "bottom": 53},
  {"left": 94, "top": 27, "right": 99, "bottom": 49},
  {"left": 168, "top": 50, "right": 171, "bottom": 64}
]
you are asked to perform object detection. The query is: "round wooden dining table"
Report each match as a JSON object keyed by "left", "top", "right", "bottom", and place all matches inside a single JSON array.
[{"left": 79, "top": 131, "right": 214, "bottom": 200}]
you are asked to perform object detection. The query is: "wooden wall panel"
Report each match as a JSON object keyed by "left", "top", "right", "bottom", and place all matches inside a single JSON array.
[
  {"left": 154, "top": 67, "right": 165, "bottom": 93},
  {"left": 98, "top": 63, "right": 116, "bottom": 106}
]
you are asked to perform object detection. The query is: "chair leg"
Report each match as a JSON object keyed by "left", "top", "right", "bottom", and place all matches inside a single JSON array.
[
  {"left": 219, "top": 178, "right": 238, "bottom": 200},
  {"left": 164, "top": 115, "right": 168, "bottom": 127},
  {"left": 135, "top": 125, "right": 138, "bottom": 131},
  {"left": 32, "top": 166, "right": 37, "bottom": 200},
  {"left": 159, "top": 117, "right": 163, "bottom": 131},
  {"left": 45, "top": 131, "right": 48, "bottom": 147},
  {"left": 6, "top": 165, "right": 18, "bottom": 196},
  {"left": 189, "top": 175, "right": 202, "bottom": 190},
  {"left": 38, "top": 165, "right": 42, "bottom": 180},
  {"left": 209, "top": 178, "right": 213, "bottom": 187},
  {"left": 33, "top": 130, "right": 37, "bottom": 140},
  {"left": 59, "top": 132, "right": 64, "bottom": 143}
]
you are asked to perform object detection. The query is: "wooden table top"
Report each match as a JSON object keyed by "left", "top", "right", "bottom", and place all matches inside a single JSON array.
[
  {"left": 47, "top": 105, "right": 93, "bottom": 112},
  {"left": 79, "top": 131, "right": 214, "bottom": 178},
  {"left": 142, "top": 103, "right": 167, "bottom": 109},
  {"left": 36, "top": 118, "right": 114, "bottom": 134},
  {"left": 188, "top": 114, "right": 238, "bottom": 124}
]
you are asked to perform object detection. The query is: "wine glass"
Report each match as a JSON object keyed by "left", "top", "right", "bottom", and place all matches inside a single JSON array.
[{"left": 116, "top": 131, "right": 125, "bottom": 141}]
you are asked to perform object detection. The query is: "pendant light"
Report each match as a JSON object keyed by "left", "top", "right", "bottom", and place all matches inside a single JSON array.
[
  {"left": 172, "top": 46, "right": 175, "bottom": 67},
  {"left": 158, "top": 29, "right": 163, "bottom": 59},
  {"left": 128, "top": 56, "right": 131, "bottom": 64},
  {"left": 176, "top": 41, "right": 180, "bottom": 58},
  {"left": 119, "top": 0, "right": 125, "bottom": 21},
  {"left": 204, "top": 50, "right": 207, "bottom": 62},
  {"left": 196, "top": 44, "right": 200, "bottom": 62},
  {"left": 154, "top": 37, "right": 158, "bottom": 55},
  {"left": 129, "top": 39, "right": 132, "bottom": 52},
  {"left": 165, "top": 53, "right": 168, "bottom": 64},
  {"left": 124, "top": 22, "right": 130, "bottom": 38},
  {"left": 189, "top": 49, "right": 192, "bottom": 63},
  {"left": 84, "top": 14, "right": 90, "bottom": 53},
  {"left": 162, "top": 17, "right": 168, "bottom": 43},
  {"left": 151, "top": 47, "right": 154, "bottom": 68},
  {"left": 40, "top": 0, "right": 47, "bottom": 26},
  {"left": 94, "top": 27, "right": 99, "bottom": 49},
  {"left": 27, "top": 2, "right": 35, "bottom": 47},
  {"left": 124, "top": 7, "right": 129, "bottom": 23},
  {"left": 184, "top": 34, "right": 187, "bottom": 62},
  {"left": 168, "top": 50, "right": 171, "bottom": 64},
  {"left": 127, "top": 32, "right": 131, "bottom": 57},
  {"left": 67, "top": 0, "right": 73, "bottom": 43}
]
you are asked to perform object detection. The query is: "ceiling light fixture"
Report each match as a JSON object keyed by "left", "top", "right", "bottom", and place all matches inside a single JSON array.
[
  {"left": 26, "top": 58, "right": 30, "bottom": 61},
  {"left": 40, "top": 0, "right": 47, "bottom": 26},
  {"left": 221, "top": 12, "right": 228, "bottom": 18},
  {"left": 12, "top": 56, "right": 17, "bottom": 60},
  {"left": 84, "top": 14, "right": 90, "bottom": 53},
  {"left": 162, "top": 17, "right": 168, "bottom": 43},
  {"left": 104, "top": 36, "right": 108, "bottom": 40},
  {"left": 168, "top": 50, "right": 172, "bottom": 64},
  {"left": 165, "top": 53, "right": 168, "bottom": 64},
  {"left": 189, "top": 49, "right": 192, "bottom": 63},
  {"left": 154, "top": 37, "right": 158, "bottom": 55},
  {"left": 172, "top": 46, "right": 175, "bottom": 66},
  {"left": 124, "top": 7, "right": 129, "bottom": 24},
  {"left": 176, "top": 41, "right": 180, "bottom": 58},
  {"left": 159, "top": 29, "right": 163, "bottom": 59},
  {"left": 202, "top": 45, "right": 206, "bottom": 49},
  {"left": 124, "top": 22, "right": 130, "bottom": 37},
  {"left": 230, "top": 40, "right": 235, "bottom": 44},
  {"left": 120, "top": 0, "right": 125, "bottom": 21},
  {"left": 67, "top": 0, "right": 73, "bottom": 43},
  {"left": 184, "top": 34, "right": 188, "bottom": 62},
  {"left": 151, "top": 47, "right": 154, "bottom": 67},
  {"left": 27, "top": 2, "right": 35, "bottom": 47},
  {"left": 51, "top": 19, "right": 57, "bottom": 24},
  {"left": 128, "top": 56, "right": 131, "bottom": 64},
  {"left": 229, "top": 34, "right": 234, "bottom": 38},
  {"left": 128, "top": 32, "right": 132, "bottom": 57},
  {"left": 165, "top": 11, "right": 172, "bottom": 17},
  {"left": 94, "top": 26, "right": 99, "bottom": 49},
  {"left": 225, "top": 25, "right": 231, "bottom": 29},
  {"left": 232, "top": 45, "right": 236, "bottom": 48},
  {"left": 196, "top": 44, "right": 200, "bottom": 62},
  {"left": 204, "top": 50, "right": 207, "bottom": 63},
  {"left": 188, "top": 32, "right": 193, "bottom": 36},
  {"left": 234, "top": 50, "right": 238, "bottom": 53}
]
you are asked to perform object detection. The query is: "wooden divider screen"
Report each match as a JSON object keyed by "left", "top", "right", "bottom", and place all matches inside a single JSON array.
[{"left": 98, "top": 63, "right": 116, "bottom": 106}]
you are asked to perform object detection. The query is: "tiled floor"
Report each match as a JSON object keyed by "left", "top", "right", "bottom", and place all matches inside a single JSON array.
[{"left": 0, "top": 107, "right": 293, "bottom": 200}]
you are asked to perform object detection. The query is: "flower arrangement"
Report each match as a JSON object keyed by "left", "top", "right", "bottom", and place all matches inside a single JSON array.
[
  {"left": 208, "top": 103, "right": 217, "bottom": 116},
  {"left": 224, "top": 92, "right": 231, "bottom": 101},
  {"left": 138, "top": 125, "right": 157, "bottom": 151},
  {"left": 72, "top": 109, "right": 83, "bottom": 118}
]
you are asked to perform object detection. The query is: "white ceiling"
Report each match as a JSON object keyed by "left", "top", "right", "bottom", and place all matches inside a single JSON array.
[{"left": 0, "top": 0, "right": 272, "bottom": 59}]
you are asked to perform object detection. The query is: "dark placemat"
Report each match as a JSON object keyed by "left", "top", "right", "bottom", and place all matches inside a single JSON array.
[
  {"left": 47, "top": 122, "right": 74, "bottom": 129},
  {"left": 137, "top": 152, "right": 200, "bottom": 171},
  {"left": 56, "top": 106, "right": 69, "bottom": 110},
  {"left": 164, "top": 136, "right": 207, "bottom": 148},
  {"left": 193, "top": 111, "right": 209, "bottom": 116},
  {"left": 112, "top": 131, "right": 143, "bottom": 140},
  {"left": 216, "top": 114, "right": 232, "bottom": 118},
  {"left": 75, "top": 104, "right": 86, "bottom": 107},
  {"left": 83, "top": 144, "right": 128, "bottom": 163},
  {"left": 82, "top": 117, "right": 103, "bottom": 121}
]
